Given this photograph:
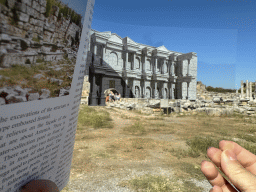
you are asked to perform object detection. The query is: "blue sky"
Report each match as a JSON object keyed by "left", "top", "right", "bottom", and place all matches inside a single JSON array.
[{"left": 63, "top": 0, "right": 256, "bottom": 90}]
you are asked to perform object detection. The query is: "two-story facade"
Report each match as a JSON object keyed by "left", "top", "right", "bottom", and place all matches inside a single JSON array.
[{"left": 85, "top": 29, "right": 197, "bottom": 106}]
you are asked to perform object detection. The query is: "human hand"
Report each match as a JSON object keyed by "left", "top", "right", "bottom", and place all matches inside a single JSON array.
[
  {"left": 20, "top": 180, "right": 59, "bottom": 192},
  {"left": 201, "top": 140, "right": 256, "bottom": 192}
]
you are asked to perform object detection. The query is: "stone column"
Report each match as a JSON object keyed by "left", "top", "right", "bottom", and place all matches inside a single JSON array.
[
  {"left": 125, "top": 78, "right": 129, "bottom": 98},
  {"left": 172, "top": 84, "right": 175, "bottom": 99},
  {"left": 90, "top": 74, "right": 98, "bottom": 106},
  {"left": 163, "top": 59, "right": 167, "bottom": 74},
  {"left": 125, "top": 52, "right": 129, "bottom": 70},
  {"left": 102, "top": 46, "right": 105, "bottom": 65},
  {"left": 187, "top": 59, "right": 190, "bottom": 76},
  {"left": 246, "top": 80, "right": 249, "bottom": 99},
  {"left": 100, "top": 75, "right": 105, "bottom": 106},
  {"left": 171, "top": 61, "right": 175, "bottom": 76},
  {"left": 250, "top": 82, "right": 253, "bottom": 101},
  {"left": 162, "top": 85, "right": 164, "bottom": 99},
  {"left": 181, "top": 60, "right": 183, "bottom": 76},
  {"left": 155, "top": 57, "right": 158, "bottom": 74},
  {"left": 94, "top": 44, "right": 97, "bottom": 55},
  {"left": 241, "top": 80, "right": 244, "bottom": 99},
  {"left": 155, "top": 81, "right": 158, "bottom": 99},
  {"left": 132, "top": 83, "right": 135, "bottom": 98},
  {"left": 144, "top": 56, "right": 147, "bottom": 72},
  {"left": 187, "top": 82, "right": 189, "bottom": 100},
  {"left": 133, "top": 53, "right": 136, "bottom": 70}
]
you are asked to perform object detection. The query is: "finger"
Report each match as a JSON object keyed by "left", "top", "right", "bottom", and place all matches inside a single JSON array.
[
  {"left": 210, "top": 185, "right": 223, "bottom": 192},
  {"left": 219, "top": 140, "right": 256, "bottom": 175},
  {"left": 207, "top": 147, "right": 223, "bottom": 171},
  {"left": 221, "top": 149, "right": 256, "bottom": 191},
  {"left": 201, "top": 161, "right": 238, "bottom": 192}
]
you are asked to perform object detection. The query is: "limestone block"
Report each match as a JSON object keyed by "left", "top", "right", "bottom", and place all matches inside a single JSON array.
[
  {"left": 32, "top": 1, "right": 40, "bottom": 12},
  {"left": 39, "top": 13, "right": 45, "bottom": 21},
  {"left": 21, "top": 0, "right": 32, "bottom": 7},
  {"left": 33, "top": 18, "right": 40, "bottom": 26},
  {"left": 29, "top": 17, "right": 34, "bottom": 25},
  {"left": 6, "top": 94, "right": 27, "bottom": 104},
  {"left": 26, "top": 6, "right": 35, "bottom": 16},
  {"left": 182, "top": 102, "right": 190, "bottom": 109},
  {"left": 14, "top": 86, "right": 27, "bottom": 97},
  {"left": 205, "top": 108, "right": 221, "bottom": 117},
  {"left": 16, "top": 2, "right": 27, "bottom": 13},
  {"left": 33, "top": 74, "right": 45, "bottom": 79},
  {"left": 33, "top": 10, "right": 40, "bottom": 19},
  {"left": 59, "top": 88, "right": 69, "bottom": 96},
  {"left": 247, "top": 111, "right": 255, "bottom": 115},
  {"left": 17, "top": 21, "right": 24, "bottom": 29},
  {"left": 221, "top": 108, "right": 234, "bottom": 116},
  {"left": 0, "top": 34, "right": 12, "bottom": 42},
  {"left": 7, "top": 0, "right": 16, "bottom": 8},
  {"left": 28, "top": 92, "right": 40, "bottom": 101},
  {"left": 17, "top": 11, "right": 30, "bottom": 23},
  {"left": 23, "top": 22, "right": 31, "bottom": 31},
  {"left": 0, "top": 97, "right": 5, "bottom": 105},
  {"left": 40, "top": 5, "right": 46, "bottom": 14},
  {"left": 9, "top": 26, "right": 23, "bottom": 38},
  {"left": 40, "top": 89, "right": 50, "bottom": 99}
]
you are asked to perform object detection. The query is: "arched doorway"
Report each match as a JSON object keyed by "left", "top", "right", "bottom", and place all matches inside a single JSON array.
[
  {"left": 135, "top": 86, "right": 140, "bottom": 98},
  {"left": 164, "top": 88, "right": 167, "bottom": 99},
  {"left": 145, "top": 87, "right": 151, "bottom": 99}
]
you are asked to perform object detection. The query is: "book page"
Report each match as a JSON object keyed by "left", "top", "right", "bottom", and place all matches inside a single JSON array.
[{"left": 0, "top": 0, "right": 95, "bottom": 191}]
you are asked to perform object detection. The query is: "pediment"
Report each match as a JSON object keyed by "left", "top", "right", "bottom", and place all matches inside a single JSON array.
[
  {"left": 157, "top": 45, "right": 169, "bottom": 52},
  {"left": 108, "top": 34, "right": 123, "bottom": 44},
  {"left": 98, "top": 31, "right": 111, "bottom": 37},
  {"left": 126, "top": 37, "right": 138, "bottom": 46}
]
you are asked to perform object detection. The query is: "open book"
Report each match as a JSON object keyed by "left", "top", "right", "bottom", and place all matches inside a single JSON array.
[{"left": 0, "top": 0, "right": 95, "bottom": 191}]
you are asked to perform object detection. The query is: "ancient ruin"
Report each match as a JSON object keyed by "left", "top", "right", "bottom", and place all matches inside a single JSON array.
[
  {"left": 84, "top": 29, "right": 198, "bottom": 106},
  {"left": 240, "top": 80, "right": 256, "bottom": 101},
  {"left": 0, "top": 0, "right": 82, "bottom": 105}
]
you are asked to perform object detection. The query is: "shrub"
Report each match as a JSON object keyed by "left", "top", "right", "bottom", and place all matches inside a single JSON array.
[
  {"left": 45, "top": 0, "right": 52, "bottom": 17},
  {"left": 36, "top": 58, "right": 44, "bottom": 63},
  {"left": 0, "top": 0, "right": 6, "bottom": 6},
  {"left": 32, "top": 36, "right": 40, "bottom": 43}
]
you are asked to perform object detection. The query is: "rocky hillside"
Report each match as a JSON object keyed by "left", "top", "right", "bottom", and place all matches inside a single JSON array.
[
  {"left": 0, "top": 0, "right": 82, "bottom": 105},
  {"left": 0, "top": 0, "right": 82, "bottom": 67}
]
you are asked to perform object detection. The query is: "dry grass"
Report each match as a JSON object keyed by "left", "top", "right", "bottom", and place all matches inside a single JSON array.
[{"left": 62, "top": 105, "right": 256, "bottom": 192}]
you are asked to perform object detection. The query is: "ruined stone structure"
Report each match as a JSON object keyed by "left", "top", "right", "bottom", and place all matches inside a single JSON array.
[
  {"left": 240, "top": 80, "right": 256, "bottom": 101},
  {"left": 0, "top": 0, "right": 81, "bottom": 67},
  {"left": 86, "top": 29, "right": 198, "bottom": 106},
  {"left": 0, "top": 0, "right": 81, "bottom": 105}
]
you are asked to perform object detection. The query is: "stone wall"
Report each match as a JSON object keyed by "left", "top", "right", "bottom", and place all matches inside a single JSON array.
[{"left": 0, "top": 0, "right": 82, "bottom": 67}]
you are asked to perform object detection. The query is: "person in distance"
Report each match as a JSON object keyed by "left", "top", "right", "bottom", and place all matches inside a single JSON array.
[{"left": 201, "top": 140, "right": 256, "bottom": 192}]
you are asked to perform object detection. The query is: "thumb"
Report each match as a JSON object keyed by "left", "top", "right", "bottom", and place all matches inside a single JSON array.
[{"left": 221, "top": 149, "right": 256, "bottom": 192}]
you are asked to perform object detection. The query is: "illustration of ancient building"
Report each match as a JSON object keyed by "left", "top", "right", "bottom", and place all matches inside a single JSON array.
[{"left": 85, "top": 29, "right": 198, "bottom": 106}]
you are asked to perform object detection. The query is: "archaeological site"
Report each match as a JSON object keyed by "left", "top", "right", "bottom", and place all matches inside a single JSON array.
[
  {"left": 0, "top": 0, "right": 82, "bottom": 105},
  {"left": 83, "top": 29, "right": 198, "bottom": 106}
]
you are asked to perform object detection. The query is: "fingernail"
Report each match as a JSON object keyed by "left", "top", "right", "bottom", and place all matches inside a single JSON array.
[
  {"left": 225, "top": 149, "right": 237, "bottom": 161},
  {"left": 207, "top": 146, "right": 212, "bottom": 150},
  {"left": 212, "top": 186, "right": 218, "bottom": 191}
]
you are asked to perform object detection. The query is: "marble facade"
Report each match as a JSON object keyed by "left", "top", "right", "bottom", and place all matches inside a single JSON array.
[
  {"left": 240, "top": 80, "right": 256, "bottom": 101},
  {"left": 86, "top": 29, "right": 198, "bottom": 106}
]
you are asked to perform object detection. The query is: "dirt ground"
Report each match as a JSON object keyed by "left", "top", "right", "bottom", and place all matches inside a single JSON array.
[{"left": 61, "top": 105, "right": 256, "bottom": 192}]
